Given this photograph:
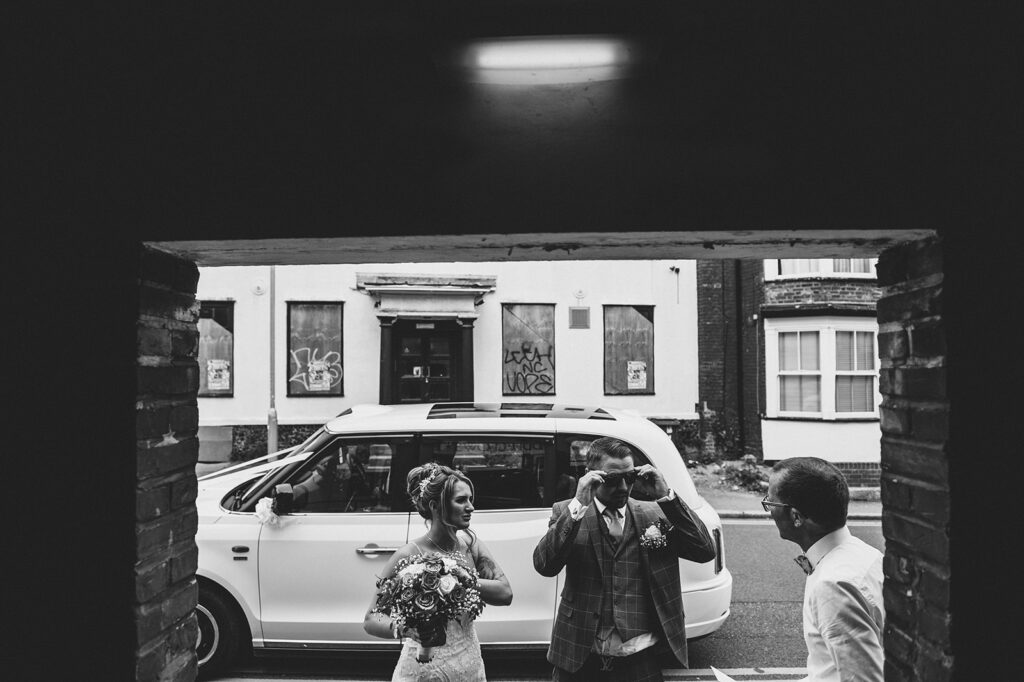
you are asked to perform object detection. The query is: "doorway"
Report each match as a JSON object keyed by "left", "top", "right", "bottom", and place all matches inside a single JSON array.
[{"left": 392, "top": 319, "right": 462, "bottom": 403}]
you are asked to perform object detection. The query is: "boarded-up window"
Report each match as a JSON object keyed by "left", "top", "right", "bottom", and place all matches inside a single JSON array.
[
  {"left": 198, "top": 301, "right": 234, "bottom": 396},
  {"left": 287, "top": 302, "right": 344, "bottom": 396},
  {"left": 502, "top": 304, "right": 555, "bottom": 395},
  {"left": 604, "top": 305, "right": 654, "bottom": 395}
]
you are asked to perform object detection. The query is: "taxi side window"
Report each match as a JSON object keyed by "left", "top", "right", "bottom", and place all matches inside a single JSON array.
[
  {"left": 422, "top": 436, "right": 551, "bottom": 510},
  {"left": 553, "top": 434, "right": 655, "bottom": 502},
  {"left": 287, "top": 438, "right": 416, "bottom": 513}
]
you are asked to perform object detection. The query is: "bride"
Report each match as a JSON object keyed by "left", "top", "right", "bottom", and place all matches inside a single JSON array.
[{"left": 364, "top": 463, "right": 513, "bottom": 681}]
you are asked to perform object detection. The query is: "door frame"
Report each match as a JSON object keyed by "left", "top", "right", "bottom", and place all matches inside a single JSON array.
[{"left": 379, "top": 316, "right": 475, "bottom": 404}]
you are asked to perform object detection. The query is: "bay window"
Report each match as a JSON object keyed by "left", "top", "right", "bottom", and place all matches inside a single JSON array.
[{"left": 765, "top": 317, "right": 879, "bottom": 419}]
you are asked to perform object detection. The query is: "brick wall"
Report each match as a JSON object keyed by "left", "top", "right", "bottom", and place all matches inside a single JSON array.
[
  {"left": 834, "top": 462, "right": 881, "bottom": 487},
  {"left": 135, "top": 248, "right": 201, "bottom": 681},
  {"left": 875, "top": 236, "right": 952, "bottom": 681},
  {"left": 696, "top": 260, "right": 763, "bottom": 460},
  {"left": 763, "top": 278, "right": 882, "bottom": 305}
]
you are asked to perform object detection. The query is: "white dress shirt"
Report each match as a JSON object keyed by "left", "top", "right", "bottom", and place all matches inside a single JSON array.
[{"left": 802, "top": 526, "right": 885, "bottom": 682}]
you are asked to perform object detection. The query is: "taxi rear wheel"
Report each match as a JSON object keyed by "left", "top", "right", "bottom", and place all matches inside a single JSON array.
[{"left": 197, "top": 583, "right": 243, "bottom": 678}]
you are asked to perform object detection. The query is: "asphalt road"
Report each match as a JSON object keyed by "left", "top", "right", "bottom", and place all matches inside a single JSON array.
[{"left": 206, "top": 520, "right": 884, "bottom": 681}]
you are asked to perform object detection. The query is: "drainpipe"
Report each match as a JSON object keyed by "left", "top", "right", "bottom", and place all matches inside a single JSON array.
[
  {"left": 267, "top": 265, "right": 279, "bottom": 455},
  {"left": 734, "top": 261, "right": 747, "bottom": 456}
]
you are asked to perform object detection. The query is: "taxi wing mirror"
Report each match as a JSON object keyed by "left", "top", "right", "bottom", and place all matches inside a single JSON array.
[{"left": 272, "top": 483, "right": 294, "bottom": 515}]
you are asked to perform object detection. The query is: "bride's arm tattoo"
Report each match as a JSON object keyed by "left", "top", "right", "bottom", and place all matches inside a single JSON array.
[{"left": 476, "top": 554, "right": 505, "bottom": 581}]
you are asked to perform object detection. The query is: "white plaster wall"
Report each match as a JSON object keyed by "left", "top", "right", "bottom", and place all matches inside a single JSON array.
[
  {"left": 761, "top": 419, "right": 881, "bottom": 463},
  {"left": 197, "top": 260, "right": 699, "bottom": 427}
]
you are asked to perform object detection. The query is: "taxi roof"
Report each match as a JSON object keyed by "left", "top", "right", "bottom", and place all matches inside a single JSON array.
[{"left": 323, "top": 402, "right": 622, "bottom": 433}]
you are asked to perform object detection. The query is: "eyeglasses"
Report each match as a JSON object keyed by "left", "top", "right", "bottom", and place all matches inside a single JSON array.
[
  {"left": 601, "top": 470, "right": 639, "bottom": 487},
  {"left": 761, "top": 495, "right": 792, "bottom": 513}
]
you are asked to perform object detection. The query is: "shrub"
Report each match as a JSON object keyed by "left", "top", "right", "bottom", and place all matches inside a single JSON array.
[{"left": 720, "top": 454, "right": 770, "bottom": 492}]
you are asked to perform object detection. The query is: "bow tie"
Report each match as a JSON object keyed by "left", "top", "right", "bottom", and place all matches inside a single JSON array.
[{"left": 794, "top": 555, "right": 814, "bottom": 576}]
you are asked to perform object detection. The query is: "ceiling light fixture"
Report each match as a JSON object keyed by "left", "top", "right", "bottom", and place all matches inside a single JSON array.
[{"left": 453, "top": 35, "right": 638, "bottom": 85}]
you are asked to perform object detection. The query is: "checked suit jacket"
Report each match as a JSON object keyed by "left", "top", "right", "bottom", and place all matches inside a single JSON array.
[{"left": 533, "top": 494, "right": 716, "bottom": 672}]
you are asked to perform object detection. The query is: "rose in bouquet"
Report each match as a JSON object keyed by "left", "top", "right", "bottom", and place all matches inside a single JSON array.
[{"left": 371, "top": 552, "right": 485, "bottom": 662}]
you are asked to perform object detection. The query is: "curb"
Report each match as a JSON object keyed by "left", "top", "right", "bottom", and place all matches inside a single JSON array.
[
  {"left": 848, "top": 486, "right": 882, "bottom": 501},
  {"left": 717, "top": 510, "right": 882, "bottom": 520},
  {"left": 706, "top": 486, "right": 881, "bottom": 520}
]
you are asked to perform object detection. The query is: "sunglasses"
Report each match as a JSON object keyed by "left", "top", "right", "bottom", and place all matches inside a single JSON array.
[{"left": 601, "top": 470, "right": 639, "bottom": 487}]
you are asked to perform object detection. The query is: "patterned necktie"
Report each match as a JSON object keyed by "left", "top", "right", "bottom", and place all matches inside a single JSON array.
[
  {"left": 604, "top": 507, "right": 623, "bottom": 542},
  {"left": 794, "top": 554, "right": 814, "bottom": 576}
]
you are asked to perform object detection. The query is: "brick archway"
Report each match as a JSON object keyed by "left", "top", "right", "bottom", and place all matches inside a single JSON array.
[{"left": 135, "top": 231, "right": 952, "bottom": 680}]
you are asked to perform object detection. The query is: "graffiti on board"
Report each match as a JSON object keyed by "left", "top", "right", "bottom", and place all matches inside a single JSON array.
[
  {"left": 502, "top": 304, "right": 555, "bottom": 395},
  {"left": 289, "top": 347, "right": 343, "bottom": 392}
]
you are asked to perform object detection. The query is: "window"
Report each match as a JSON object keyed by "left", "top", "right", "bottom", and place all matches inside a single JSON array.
[
  {"left": 778, "top": 331, "right": 821, "bottom": 412},
  {"left": 285, "top": 437, "right": 416, "bottom": 513},
  {"left": 835, "top": 331, "right": 876, "bottom": 412},
  {"left": 422, "top": 435, "right": 550, "bottom": 509},
  {"left": 198, "top": 301, "right": 234, "bottom": 397},
  {"left": 287, "top": 302, "right": 343, "bottom": 396},
  {"left": 764, "top": 258, "right": 877, "bottom": 280},
  {"left": 502, "top": 304, "right": 555, "bottom": 395},
  {"left": 765, "top": 317, "right": 879, "bottom": 419},
  {"left": 603, "top": 305, "right": 654, "bottom": 394},
  {"left": 554, "top": 434, "right": 656, "bottom": 502}
]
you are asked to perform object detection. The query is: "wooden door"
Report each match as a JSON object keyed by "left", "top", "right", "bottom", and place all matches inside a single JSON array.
[{"left": 394, "top": 321, "right": 459, "bottom": 403}]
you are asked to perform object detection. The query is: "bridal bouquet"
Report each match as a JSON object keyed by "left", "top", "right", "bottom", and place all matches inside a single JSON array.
[{"left": 371, "top": 552, "right": 485, "bottom": 662}]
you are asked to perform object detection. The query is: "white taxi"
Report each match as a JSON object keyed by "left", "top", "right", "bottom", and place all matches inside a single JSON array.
[{"left": 195, "top": 403, "right": 732, "bottom": 675}]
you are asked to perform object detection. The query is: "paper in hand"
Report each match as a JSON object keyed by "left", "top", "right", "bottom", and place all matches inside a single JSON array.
[{"left": 710, "top": 667, "right": 738, "bottom": 682}]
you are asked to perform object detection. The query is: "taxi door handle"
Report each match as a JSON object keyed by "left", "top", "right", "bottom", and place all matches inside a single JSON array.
[{"left": 356, "top": 545, "right": 399, "bottom": 555}]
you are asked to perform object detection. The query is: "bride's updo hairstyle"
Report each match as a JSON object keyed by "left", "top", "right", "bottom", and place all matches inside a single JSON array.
[{"left": 407, "top": 462, "right": 475, "bottom": 529}]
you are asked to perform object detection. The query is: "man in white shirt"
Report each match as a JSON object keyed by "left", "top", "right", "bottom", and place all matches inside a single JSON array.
[{"left": 763, "top": 457, "right": 884, "bottom": 682}]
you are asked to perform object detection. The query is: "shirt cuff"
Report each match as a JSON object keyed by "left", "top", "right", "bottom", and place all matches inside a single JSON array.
[
  {"left": 567, "top": 497, "right": 589, "bottom": 520},
  {"left": 658, "top": 488, "right": 676, "bottom": 502}
]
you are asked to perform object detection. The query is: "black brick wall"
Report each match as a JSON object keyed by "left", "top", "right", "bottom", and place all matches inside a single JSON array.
[
  {"left": 876, "top": 237, "right": 953, "bottom": 681},
  {"left": 134, "top": 248, "right": 201, "bottom": 681}
]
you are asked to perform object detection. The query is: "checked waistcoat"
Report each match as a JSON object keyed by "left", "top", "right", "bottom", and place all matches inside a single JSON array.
[{"left": 596, "top": 505, "right": 656, "bottom": 642}]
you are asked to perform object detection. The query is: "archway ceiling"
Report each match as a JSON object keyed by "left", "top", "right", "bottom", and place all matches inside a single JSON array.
[
  {"left": 133, "top": 4, "right": 934, "bottom": 253},
  {"left": 149, "top": 230, "right": 931, "bottom": 267}
]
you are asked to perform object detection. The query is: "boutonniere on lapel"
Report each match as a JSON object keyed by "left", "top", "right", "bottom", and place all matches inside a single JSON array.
[{"left": 639, "top": 519, "right": 672, "bottom": 550}]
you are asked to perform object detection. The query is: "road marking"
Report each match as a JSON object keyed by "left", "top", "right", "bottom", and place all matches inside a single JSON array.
[
  {"left": 665, "top": 668, "right": 807, "bottom": 680},
  {"left": 220, "top": 669, "right": 809, "bottom": 682}
]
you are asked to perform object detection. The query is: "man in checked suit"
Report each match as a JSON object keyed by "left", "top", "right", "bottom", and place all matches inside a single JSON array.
[{"left": 533, "top": 437, "right": 717, "bottom": 681}]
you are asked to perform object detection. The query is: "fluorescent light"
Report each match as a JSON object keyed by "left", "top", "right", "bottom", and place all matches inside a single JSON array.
[{"left": 456, "top": 35, "right": 636, "bottom": 84}]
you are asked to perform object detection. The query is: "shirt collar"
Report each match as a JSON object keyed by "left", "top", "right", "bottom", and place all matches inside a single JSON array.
[
  {"left": 592, "top": 498, "right": 622, "bottom": 518},
  {"left": 805, "top": 526, "right": 851, "bottom": 570}
]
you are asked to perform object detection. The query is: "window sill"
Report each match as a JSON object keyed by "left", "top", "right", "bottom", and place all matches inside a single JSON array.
[
  {"left": 762, "top": 416, "right": 879, "bottom": 423},
  {"left": 764, "top": 274, "right": 878, "bottom": 282}
]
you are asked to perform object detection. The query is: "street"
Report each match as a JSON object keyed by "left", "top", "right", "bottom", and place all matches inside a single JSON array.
[{"left": 204, "top": 520, "right": 883, "bottom": 681}]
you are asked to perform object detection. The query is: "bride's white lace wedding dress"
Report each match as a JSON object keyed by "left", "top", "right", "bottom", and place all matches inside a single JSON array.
[
  {"left": 391, "top": 611, "right": 485, "bottom": 682},
  {"left": 390, "top": 540, "right": 487, "bottom": 682}
]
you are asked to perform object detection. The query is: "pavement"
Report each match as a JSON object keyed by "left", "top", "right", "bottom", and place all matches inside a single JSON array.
[
  {"left": 196, "top": 461, "right": 882, "bottom": 520},
  {"left": 699, "top": 485, "right": 881, "bottom": 520}
]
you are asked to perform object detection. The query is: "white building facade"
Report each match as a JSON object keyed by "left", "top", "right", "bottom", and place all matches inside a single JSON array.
[{"left": 196, "top": 260, "right": 701, "bottom": 460}]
